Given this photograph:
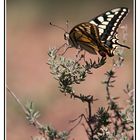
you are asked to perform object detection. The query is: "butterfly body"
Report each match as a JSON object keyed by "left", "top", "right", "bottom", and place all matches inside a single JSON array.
[{"left": 64, "top": 7, "right": 130, "bottom": 57}]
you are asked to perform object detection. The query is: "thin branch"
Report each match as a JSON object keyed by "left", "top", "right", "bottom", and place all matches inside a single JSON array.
[
  {"left": 6, "top": 86, "right": 43, "bottom": 130},
  {"left": 68, "top": 114, "right": 87, "bottom": 133},
  {"left": 6, "top": 86, "right": 27, "bottom": 114}
]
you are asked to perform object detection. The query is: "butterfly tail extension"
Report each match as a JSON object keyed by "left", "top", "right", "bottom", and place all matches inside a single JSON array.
[{"left": 116, "top": 42, "right": 130, "bottom": 49}]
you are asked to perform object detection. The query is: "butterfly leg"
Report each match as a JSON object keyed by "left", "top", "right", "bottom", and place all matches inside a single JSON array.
[
  {"left": 78, "top": 51, "right": 87, "bottom": 62},
  {"left": 74, "top": 50, "right": 87, "bottom": 64},
  {"left": 74, "top": 49, "right": 84, "bottom": 63},
  {"left": 60, "top": 45, "right": 72, "bottom": 55},
  {"left": 82, "top": 51, "right": 86, "bottom": 62},
  {"left": 56, "top": 43, "right": 67, "bottom": 53},
  {"left": 75, "top": 48, "right": 83, "bottom": 58},
  {"left": 56, "top": 43, "right": 72, "bottom": 55}
]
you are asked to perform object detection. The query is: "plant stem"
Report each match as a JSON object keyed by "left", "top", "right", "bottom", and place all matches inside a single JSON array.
[{"left": 6, "top": 86, "right": 27, "bottom": 114}]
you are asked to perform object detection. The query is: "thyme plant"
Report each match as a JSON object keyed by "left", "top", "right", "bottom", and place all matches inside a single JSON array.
[{"left": 7, "top": 47, "right": 133, "bottom": 140}]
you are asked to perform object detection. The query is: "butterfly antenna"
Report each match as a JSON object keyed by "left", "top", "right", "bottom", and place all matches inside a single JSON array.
[
  {"left": 50, "top": 22, "right": 66, "bottom": 32},
  {"left": 66, "top": 20, "right": 69, "bottom": 32}
]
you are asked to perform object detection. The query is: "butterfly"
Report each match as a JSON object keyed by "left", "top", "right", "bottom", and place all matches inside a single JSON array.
[{"left": 63, "top": 7, "right": 130, "bottom": 57}]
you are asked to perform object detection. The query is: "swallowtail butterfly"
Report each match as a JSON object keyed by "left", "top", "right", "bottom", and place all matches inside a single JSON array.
[{"left": 64, "top": 7, "right": 130, "bottom": 57}]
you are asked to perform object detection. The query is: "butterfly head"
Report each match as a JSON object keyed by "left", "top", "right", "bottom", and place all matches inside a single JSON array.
[{"left": 64, "top": 32, "right": 69, "bottom": 40}]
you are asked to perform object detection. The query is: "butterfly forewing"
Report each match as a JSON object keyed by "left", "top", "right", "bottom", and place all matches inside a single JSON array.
[
  {"left": 69, "top": 23, "right": 102, "bottom": 55},
  {"left": 90, "top": 7, "right": 129, "bottom": 41}
]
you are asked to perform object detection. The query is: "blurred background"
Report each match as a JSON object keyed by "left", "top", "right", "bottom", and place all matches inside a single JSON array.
[{"left": 6, "top": 0, "right": 133, "bottom": 139}]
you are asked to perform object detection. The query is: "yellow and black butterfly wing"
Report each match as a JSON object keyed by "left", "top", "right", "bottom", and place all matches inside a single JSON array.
[
  {"left": 90, "top": 7, "right": 128, "bottom": 40},
  {"left": 89, "top": 7, "right": 130, "bottom": 50}
]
